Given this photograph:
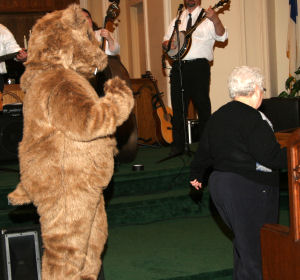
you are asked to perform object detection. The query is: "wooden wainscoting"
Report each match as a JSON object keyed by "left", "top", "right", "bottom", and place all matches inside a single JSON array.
[
  {"left": 0, "top": 0, "right": 79, "bottom": 48},
  {"left": 131, "top": 76, "right": 197, "bottom": 146},
  {"left": 2, "top": 84, "right": 24, "bottom": 106}
]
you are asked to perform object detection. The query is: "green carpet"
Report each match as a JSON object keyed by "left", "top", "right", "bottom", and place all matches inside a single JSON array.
[
  {"left": 103, "top": 208, "right": 289, "bottom": 280},
  {"left": 103, "top": 216, "right": 233, "bottom": 280}
]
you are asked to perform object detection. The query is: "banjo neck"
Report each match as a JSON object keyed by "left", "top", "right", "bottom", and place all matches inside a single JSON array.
[{"left": 185, "top": 0, "right": 229, "bottom": 38}]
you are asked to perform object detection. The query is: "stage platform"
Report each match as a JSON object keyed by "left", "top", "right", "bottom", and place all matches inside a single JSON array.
[
  {"left": 0, "top": 144, "right": 202, "bottom": 228},
  {"left": 0, "top": 142, "right": 289, "bottom": 228}
]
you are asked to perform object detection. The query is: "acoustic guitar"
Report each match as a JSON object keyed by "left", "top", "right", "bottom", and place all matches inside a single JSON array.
[
  {"left": 165, "top": 0, "right": 230, "bottom": 61},
  {"left": 143, "top": 71, "right": 173, "bottom": 145}
]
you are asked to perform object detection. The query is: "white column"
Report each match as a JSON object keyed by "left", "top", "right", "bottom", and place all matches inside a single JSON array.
[
  {"left": 163, "top": 0, "right": 172, "bottom": 107},
  {"left": 143, "top": 0, "right": 151, "bottom": 71},
  {"left": 79, "top": 0, "right": 88, "bottom": 9}
]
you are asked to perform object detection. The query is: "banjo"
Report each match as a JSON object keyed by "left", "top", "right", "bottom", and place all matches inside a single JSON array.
[{"left": 165, "top": 0, "right": 230, "bottom": 61}]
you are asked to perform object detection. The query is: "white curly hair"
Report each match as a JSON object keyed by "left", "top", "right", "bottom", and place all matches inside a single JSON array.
[{"left": 228, "top": 66, "right": 264, "bottom": 99}]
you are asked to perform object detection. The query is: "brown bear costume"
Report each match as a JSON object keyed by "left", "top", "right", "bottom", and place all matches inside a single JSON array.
[{"left": 8, "top": 4, "right": 134, "bottom": 280}]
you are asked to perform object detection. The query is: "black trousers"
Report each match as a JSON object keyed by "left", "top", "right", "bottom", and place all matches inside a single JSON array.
[
  {"left": 0, "top": 74, "right": 4, "bottom": 92},
  {"left": 208, "top": 171, "right": 279, "bottom": 280},
  {"left": 170, "top": 58, "right": 211, "bottom": 151}
]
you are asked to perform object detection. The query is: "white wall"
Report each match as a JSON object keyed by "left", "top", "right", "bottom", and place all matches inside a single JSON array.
[
  {"left": 206, "top": 0, "right": 245, "bottom": 111},
  {"left": 166, "top": 0, "right": 291, "bottom": 112},
  {"left": 274, "top": 0, "right": 289, "bottom": 94},
  {"left": 85, "top": 0, "right": 292, "bottom": 113}
]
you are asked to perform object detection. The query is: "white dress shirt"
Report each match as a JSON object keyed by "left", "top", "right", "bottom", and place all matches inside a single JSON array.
[
  {"left": 163, "top": 6, "right": 228, "bottom": 61},
  {"left": 0, "top": 24, "right": 21, "bottom": 74},
  {"left": 94, "top": 30, "right": 120, "bottom": 56}
]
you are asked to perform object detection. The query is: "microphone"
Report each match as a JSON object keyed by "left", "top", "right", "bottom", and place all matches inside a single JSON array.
[{"left": 178, "top": 4, "right": 184, "bottom": 11}]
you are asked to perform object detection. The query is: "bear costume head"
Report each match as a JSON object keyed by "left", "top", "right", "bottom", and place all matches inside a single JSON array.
[
  {"left": 22, "top": 4, "right": 107, "bottom": 90},
  {"left": 8, "top": 4, "right": 134, "bottom": 279}
]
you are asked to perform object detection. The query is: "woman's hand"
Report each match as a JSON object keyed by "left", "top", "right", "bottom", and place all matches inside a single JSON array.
[{"left": 190, "top": 179, "right": 202, "bottom": 190}]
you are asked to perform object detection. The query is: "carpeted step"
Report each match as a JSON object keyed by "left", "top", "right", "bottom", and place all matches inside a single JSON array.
[
  {"left": 161, "top": 269, "right": 233, "bottom": 280},
  {"left": 0, "top": 188, "right": 205, "bottom": 229},
  {"left": 110, "top": 145, "right": 195, "bottom": 198},
  {"left": 106, "top": 188, "right": 210, "bottom": 228},
  {"left": 109, "top": 168, "right": 191, "bottom": 198},
  {"left": 106, "top": 188, "right": 289, "bottom": 228},
  {"left": 0, "top": 189, "right": 290, "bottom": 229}
]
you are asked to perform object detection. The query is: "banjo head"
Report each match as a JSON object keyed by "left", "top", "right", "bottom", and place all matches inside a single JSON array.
[{"left": 167, "top": 31, "right": 185, "bottom": 59}]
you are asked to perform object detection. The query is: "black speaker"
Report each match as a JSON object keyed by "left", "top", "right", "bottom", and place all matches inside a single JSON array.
[
  {"left": 0, "top": 226, "right": 42, "bottom": 280},
  {"left": 260, "top": 98, "right": 300, "bottom": 132},
  {"left": 0, "top": 112, "right": 23, "bottom": 161}
]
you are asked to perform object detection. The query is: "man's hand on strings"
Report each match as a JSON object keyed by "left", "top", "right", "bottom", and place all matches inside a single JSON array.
[{"left": 162, "top": 39, "right": 177, "bottom": 51}]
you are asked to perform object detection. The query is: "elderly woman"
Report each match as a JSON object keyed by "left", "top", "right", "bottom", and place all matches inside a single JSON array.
[{"left": 190, "top": 66, "right": 287, "bottom": 280}]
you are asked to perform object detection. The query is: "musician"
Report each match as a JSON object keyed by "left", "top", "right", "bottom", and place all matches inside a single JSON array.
[
  {"left": 0, "top": 24, "right": 27, "bottom": 92},
  {"left": 190, "top": 66, "right": 287, "bottom": 279},
  {"left": 81, "top": 8, "right": 120, "bottom": 56},
  {"left": 162, "top": 0, "right": 228, "bottom": 155}
]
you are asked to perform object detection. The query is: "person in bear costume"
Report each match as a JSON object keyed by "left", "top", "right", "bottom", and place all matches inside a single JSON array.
[{"left": 8, "top": 4, "right": 134, "bottom": 280}]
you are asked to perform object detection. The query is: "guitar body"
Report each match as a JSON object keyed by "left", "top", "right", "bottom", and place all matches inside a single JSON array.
[
  {"left": 143, "top": 70, "right": 173, "bottom": 146},
  {"left": 154, "top": 106, "right": 173, "bottom": 145}
]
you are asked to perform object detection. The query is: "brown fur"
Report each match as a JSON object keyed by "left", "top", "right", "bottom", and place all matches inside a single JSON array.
[{"left": 8, "top": 4, "right": 134, "bottom": 280}]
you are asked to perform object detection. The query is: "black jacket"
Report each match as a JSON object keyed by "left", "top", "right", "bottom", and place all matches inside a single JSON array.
[{"left": 190, "top": 101, "right": 287, "bottom": 186}]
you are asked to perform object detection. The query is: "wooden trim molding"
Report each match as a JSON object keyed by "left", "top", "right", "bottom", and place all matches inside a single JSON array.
[
  {"left": 0, "top": 0, "right": 79, "bottom": 13},
  {"left": 143, "top": 0, "right": 151, "bottom": 71}
]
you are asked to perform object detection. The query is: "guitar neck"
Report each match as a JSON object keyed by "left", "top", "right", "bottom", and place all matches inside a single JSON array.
[
  {"left": 152, "top": 81, "right": 168, "bottom": 115},
  {"left": 143, "top": 71, "right": 169, "bottom": 115}
]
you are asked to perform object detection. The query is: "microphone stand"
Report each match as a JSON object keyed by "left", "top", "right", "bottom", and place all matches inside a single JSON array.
[
  {"left": 175, "top": 20, "right": 192, "bottom": 157},
  {"left": 158, "top": 8, "right": 193, "bottom": 163}
]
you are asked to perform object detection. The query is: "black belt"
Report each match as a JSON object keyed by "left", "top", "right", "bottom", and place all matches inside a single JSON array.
[
  {"left": 0, "top": 75, "right": 4, "bottom": 92},
  {"left": 174, "top": 58, "right": 208, "bottom": 65}
]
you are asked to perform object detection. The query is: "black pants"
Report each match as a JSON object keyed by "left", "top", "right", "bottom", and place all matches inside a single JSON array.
[
  {"left": 170, "top": 58, "right": 211, "bottom": 151},
  {"left": 0, "top": 74, "right": 4, "bottom": 92},
  {"left": 208, "top": 171, "right": 279, "bottom": 280}
]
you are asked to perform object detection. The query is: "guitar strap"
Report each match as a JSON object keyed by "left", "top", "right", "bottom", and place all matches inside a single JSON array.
[{"left": 191, "top": 8, "right": 206, "bottom": 31}]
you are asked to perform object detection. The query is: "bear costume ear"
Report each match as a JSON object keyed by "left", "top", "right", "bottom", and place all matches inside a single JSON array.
[{"left": 61, "top": 4, "right": 86, "bottom": 30}]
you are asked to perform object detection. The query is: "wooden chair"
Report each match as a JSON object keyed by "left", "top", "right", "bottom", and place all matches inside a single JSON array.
[
  {"left": 2, "top": 84, "right": 24, "bottom": 106},
  {"left": 261, "top": 128, "right": 300, "bottom": 279}
]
